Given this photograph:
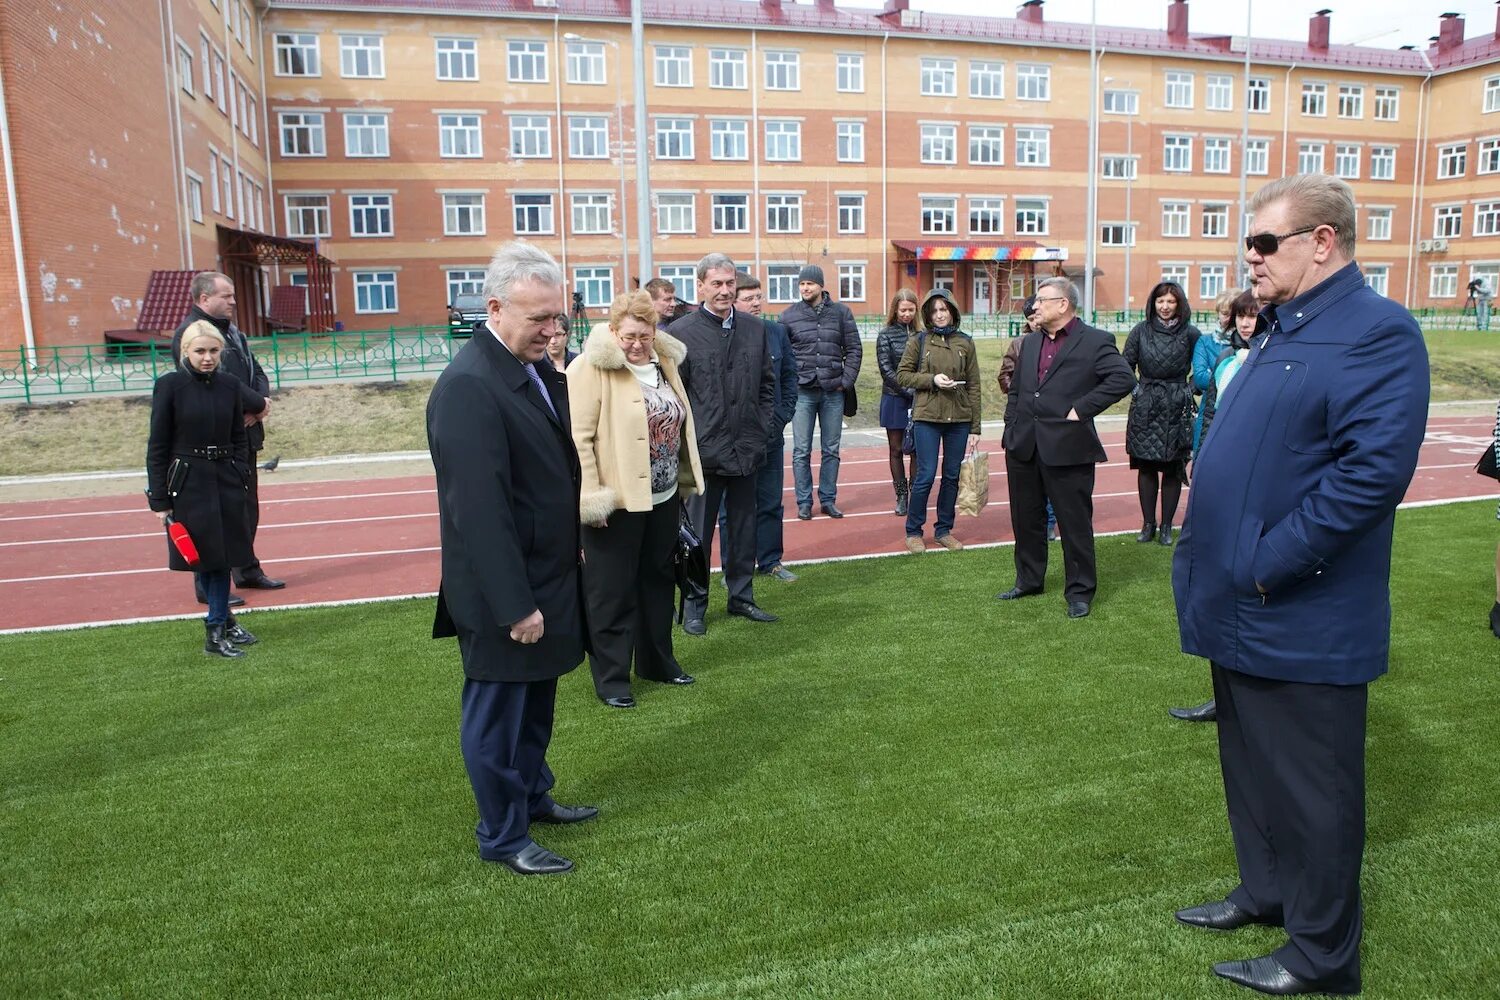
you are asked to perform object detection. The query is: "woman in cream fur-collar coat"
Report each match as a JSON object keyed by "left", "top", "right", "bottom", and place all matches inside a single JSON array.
[{"left": 566, "top": 291, "right": 705, "bottom": 708}]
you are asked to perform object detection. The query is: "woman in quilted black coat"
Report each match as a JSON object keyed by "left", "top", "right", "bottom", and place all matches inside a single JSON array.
[{"left": 1123, "top": 281, "right": 1200, "bottom": 546}]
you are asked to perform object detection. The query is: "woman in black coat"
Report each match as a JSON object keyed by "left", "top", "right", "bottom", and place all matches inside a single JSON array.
[
  {"left": 875, "top": 289, "right": 921, "bottom": 515},
  {"left": 146, "top": 321, "right": 262, "bottom": 657},
  {"left": 1123, "top": 281, "right": 1200, "bottom": 546}
]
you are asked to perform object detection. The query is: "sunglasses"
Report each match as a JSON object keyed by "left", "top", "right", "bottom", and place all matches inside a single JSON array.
[{"left": 1243, "top": 225, "right": 1331, "bottom": 256}]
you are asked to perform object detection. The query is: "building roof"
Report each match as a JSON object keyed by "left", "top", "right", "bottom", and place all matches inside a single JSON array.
[
  {"left": 892, "top": 240, "right": 1067, "bottom": 262},
  {"left": 265, "top": 0, "right": 1498, "bottom": 75}
]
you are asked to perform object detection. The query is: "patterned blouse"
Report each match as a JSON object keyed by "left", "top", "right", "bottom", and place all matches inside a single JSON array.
[{"left": 627, "top": 359, "right": 685, "bottom": 506}]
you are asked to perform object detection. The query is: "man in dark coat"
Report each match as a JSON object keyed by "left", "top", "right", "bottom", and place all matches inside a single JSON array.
[
  {"left": 735, "top": 275, "right": 800, "bottom": 582},
  {"left": 779, "top": 264, "right": 862, "bottom": 519},
  {"left": 172, "top": 271, "right": 282, "bottom": 601},
  {"left": 1171, "top": 175, "right": 1429, "bottom": 996},
  {"left": 997, "top": 276, "right": 1134, "bottom": 618},
  {"left": 667, "top": 252, "right": 778, "bottom": 636},
  {"left": 426, "top": 241, "right": 597, "bottom": 876}
]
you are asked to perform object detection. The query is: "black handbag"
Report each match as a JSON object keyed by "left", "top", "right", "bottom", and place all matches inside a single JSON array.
[
  {"left": 673, "top": 505, "right": 709, "bottom": 623},
  {"left": 1478, "top": 442, "right": 1499, "bottom": 481}
]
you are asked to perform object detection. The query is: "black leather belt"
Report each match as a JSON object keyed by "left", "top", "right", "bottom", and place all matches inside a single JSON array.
[{"left": 179, "top": 446, "right": 231, "bottom": 460}]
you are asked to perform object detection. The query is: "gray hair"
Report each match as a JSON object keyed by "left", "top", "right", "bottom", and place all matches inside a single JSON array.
[
  {"left": 190, "top": 271, "right": 230, "bottom": 302},
  {"left": 696, "top": 252, "right": 737, "bottom": 282},
  {"left": 1037, "top": 276, "right": 1079, "bottom": 310},
  {"left": 483, "top": 240, "right": 563, "bottom": 304},
  {"left": 1248, "top": 174, "right": 1357, "bottom": 258}
]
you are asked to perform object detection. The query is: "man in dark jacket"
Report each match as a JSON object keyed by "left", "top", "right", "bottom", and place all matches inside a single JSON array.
[
  {"left": 172, "top": 271, "right": 282, "bottom": 602},
  {"left": 735, "top": 275, "right": 799, "bottom": 582},
  {"left": 1171, "top": 175, "right": 1429, "bottom": 997},
  {"left": 426, "top": 241, "right": 596, "bottom": 876},
  {"left": 667, "top": 253, "right": 778, "bottom": 635},
  {"left": 779, "top": 265, "right": 862, "bottom": 519},
  {"left": 997, "top": 276, "right": 1134, "bottom": 618}
]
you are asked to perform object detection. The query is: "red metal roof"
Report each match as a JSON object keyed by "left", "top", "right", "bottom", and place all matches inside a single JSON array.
[{"left": 135, "top": 270, "right": 196, "bottom": 333}]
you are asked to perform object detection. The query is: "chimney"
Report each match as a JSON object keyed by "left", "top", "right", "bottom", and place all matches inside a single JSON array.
[
  {"left": 814, "top": 0, "right": 836, "bottom": 12},
  {"left": 1495, "top": 2, "right": 1499, "bottom": 42},
  {"left": 760, "top": 0, "right": 781, "bottom": 10},
  {"left": 1018, "top": 0, "right": 1044, "bottom": 26},
  {"left": 1437, "top": 12, "right": 1465, "bottom": 52},
  {"left": 1167, "top": 0, "right": 1189, "bottom": 41},
  {"left": 1307, "top": 9, "right": 1331, "bottom": 50}
]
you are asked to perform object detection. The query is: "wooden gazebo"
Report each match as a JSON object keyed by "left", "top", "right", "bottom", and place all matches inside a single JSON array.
[{"left": 216, "top": 225, "right": 335, "bottom": 337}]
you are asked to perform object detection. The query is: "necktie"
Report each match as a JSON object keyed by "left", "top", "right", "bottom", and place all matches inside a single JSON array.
[{"left": 525, "top": 363, "right": 558, "bottom": 419}]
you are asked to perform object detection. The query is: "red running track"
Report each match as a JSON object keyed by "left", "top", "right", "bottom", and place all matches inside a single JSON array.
[{"left": 2, "top": 417, "right": 1495, "bottom": 632}]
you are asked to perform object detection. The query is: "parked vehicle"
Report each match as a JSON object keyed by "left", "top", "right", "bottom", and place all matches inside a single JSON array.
[{"left": 448, "top": 293, "right": 486, "bottom": 334}]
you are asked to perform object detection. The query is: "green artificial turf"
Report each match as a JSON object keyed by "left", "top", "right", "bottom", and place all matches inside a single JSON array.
[{"left": 3, "top": 503, "right": 1498, "bottom": 998}]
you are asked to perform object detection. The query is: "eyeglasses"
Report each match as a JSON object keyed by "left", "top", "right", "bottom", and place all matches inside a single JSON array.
[
  {"left": 1243, "top": 225, "right": 1331, "bottom": 256},
  {"left": 1033, "top": 295, "right": 1067, "bottom": 305}
]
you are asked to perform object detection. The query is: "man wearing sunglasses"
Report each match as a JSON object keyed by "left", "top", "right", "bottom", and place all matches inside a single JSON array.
[{"left": 1171, "top": 175, "right": 1429, "bottom": 996}]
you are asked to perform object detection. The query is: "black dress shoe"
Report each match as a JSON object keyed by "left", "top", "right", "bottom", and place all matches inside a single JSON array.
[
  {"left": 994, "top": 586, "right": 1044, "bottom": 601},
  {"left": 1213, "top": 956, "right": 1337, "bottom": 996},
  {"left": 1066, "top": 601, "right": 1091, "bottom": 619},
  {"left": 1491, "top": 600, "right": 1500, "bottom": 638},
  {"left": 642, "top": 673, "right": 695, "bottom": 686},
  {"left": 533, "top": 802, "right": 599, "bottom": 824},
  {"left": 1175, "top": 898, "right": 1261, "bottom": 931},
  {"left": 1137, "top": 522, "right": 1157, "bottom": 543},
  {"left": 198, "top": 592, "right": 246, "bottom": 608},
  {"left": 798, "top": 505, "right": 812, "bottom": 520},
  {"left": 820, "top": 504, "right": 845, "bottom": 518},
  {"left": 235, "top": 575, "right": 285, "bottom": 590},
  {"left": 1168, "top": 699, "right": 1218, "bottom": 723},
  {"left": 491, "top": 842, "right": 573, "bottom": 875},
  {"left": 1157, "top": 523, "right": 1175, "bottom": 546},
  {"left": 683, "top": 617, "right": 707, "bottom": 636},
  {"left": 602, "top": 696, "right": 636, "bottom": 709},
  {"left": 728, "top": 602, "right": 778, "bottom": 623}
]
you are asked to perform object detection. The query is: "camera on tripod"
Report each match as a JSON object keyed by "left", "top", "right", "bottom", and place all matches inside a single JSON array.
[{"left": 1468, "top": 278, "right": 1485, "bottom": 294}]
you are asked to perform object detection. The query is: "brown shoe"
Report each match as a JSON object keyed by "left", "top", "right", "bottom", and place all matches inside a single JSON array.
[
  {"left": 936, "top": 534, "right": 964, "bottom": 551},
  {"left": 904, "top": 535, "right": 925, "bottom": 555}
]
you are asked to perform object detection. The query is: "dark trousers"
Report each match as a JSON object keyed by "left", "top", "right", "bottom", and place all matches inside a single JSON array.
[
  {"left": 685, "top": 471, "right": 756, "bottom": 617},
  {"left": 460, "top": 676, "right": 558, "bottom": 859},
  {"left": 755, "top": 439, "right": 786, "bottom": 572},
  {"left": 233, "top": 458, "right": 264, "bottom": 584},
  {"left": 196, "top": 570, "right": 231, "bottom": 625},
  {"left": 581, "top": 497, "right": 686, "bottom": 699},
  {"left": 1212, "top": 664, "right": 1367, "bottom": 992},
  {"left": 1005, "top": 452, "right": 1097, "bottom": 603},
  {"left": 905, "top": 420, "right": 969, "bottom": 538}
]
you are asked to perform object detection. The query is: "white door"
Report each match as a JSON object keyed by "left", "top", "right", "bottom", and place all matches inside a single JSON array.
[
  {"left": 972, "top": 274, "right": 992, "bottom": 315},
  {"left": 932, "top": 265, "right": 956, "bottom": 293}
]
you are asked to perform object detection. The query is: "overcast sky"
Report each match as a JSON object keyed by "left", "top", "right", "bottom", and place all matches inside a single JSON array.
[{"left": 840, "top": 0, "right": 1494, "bottom": 52}]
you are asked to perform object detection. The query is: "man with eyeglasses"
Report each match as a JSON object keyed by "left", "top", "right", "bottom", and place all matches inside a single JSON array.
[
  {"left": 1171, "top": 175, "right": 1429, "bottom": 996},
  {"left": 996, "top": 276, "right": 1134, "bottom": 619}
]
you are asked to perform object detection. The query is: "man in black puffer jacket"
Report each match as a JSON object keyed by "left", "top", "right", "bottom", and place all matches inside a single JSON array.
[{"left": 779, "top": 265, "right": 862, "bottom": 519}]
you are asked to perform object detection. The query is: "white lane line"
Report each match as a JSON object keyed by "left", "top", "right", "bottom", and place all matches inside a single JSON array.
[
  {"left": 0, "top": 545, "right": 440, "bottom": 585},
  {"left": 0, "top": 488, "right": 437, "bottom": 523},
  {"left": 1, "top": 512, "right": 438, "bottom": 547}
]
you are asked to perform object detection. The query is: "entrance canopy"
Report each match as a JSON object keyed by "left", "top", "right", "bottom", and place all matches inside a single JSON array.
[
  {"left": 892, "top": 240, "right": 1069, "bottom": 262},
  {"left": 216, "top": 226, "right": 336, "bottom": 337}
]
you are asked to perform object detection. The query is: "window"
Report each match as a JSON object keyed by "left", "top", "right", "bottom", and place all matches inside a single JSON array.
[
  {"left": 1438, "top": 143, "right": 1467, "bottom": 179},
  {"left": 1014, "top": 199, "right": 1048, "bottom": 235},
  {"left": 709, "top": 49, "right": 746, "bottom": 89},
  {"left": 1016, "top": 63, "right": 1050, "bottom": 101},
  {"left": 1301, "top": 82, "right": 1327, "bottom": 116},
  {"left": 207, "top": 150, "right": 221, "bottom": 212},
  {"left": 439, "top": 114, "right": 482, "bottom": 157},
  {"left": 838, "top": 264, "right": 865, "bottom": 302},
  {"left": 1015, "top": 127, "right": 1049, "bottom": 167},
  {"left": 446, "top": 269, "right": 486, "bottom": 302},
  {"left": 970, "top": 60, "right": 1004, "bottom": 99},
  {"left": 767, "top": 265, "right": 799, "bottom": 304},
  {"left": 1435, "top": 204, "right": 1463, "bottom": 239},
  {"left": 1370, "top": 145, "right": 1396, "bottom": 180},
  {"left": 1161, "top": 264, "right": 1190, "bottom": 287},
  {"left": 920, "top": 123, "right": 957, "bottom": 164},
  {"left": 1373, "top": 86, "right": 1399, "bottom": 121},
  {"left": 1203, "top": 138, "right": 1231, "bottom": 174},
  {"left": 837, "top": 121, "right": 864, "bottom": 163},
  {"left": 436, "top": 38, "right": 477, "bottom": 81},
  {"left": 213, "top": 52, "right": 226, "bottom": 113},
  {"left": 1248, "top": 77, "right": 1270, "bottom": 113},
  {"left": 1471, "top": 263, "right": 1500, "bottom": 295},
  {"left": 1165, "top": 71, "right": 1193, "bottom": 109},
  {"left": 765, "top": 193, "right": 801, "bottom": 233},
  {"left": 508, "top": 40, "right": 547, "bottom": 83},
  {"left": 1199, "top": 265, "right": 1227, "bottom": 301},
  {"left": 1297, "top": 142, "right": 1325, "bottom": 175},
  {"left": 764, "top": 51, "right": 799, "bottom": 91},
  {"left": 920, "top": 58, "right": 957, "bottom": 97},
  {"left": 1206, "top": 74, "right": 1232, "bottom": 111},
  {"left": 348, "top": 193, "right": 392, "bottom": 237},
  {"left": 1163, "top": 135, "right": 1192, "bottom": 173},
  {"left": 1100, "top": 223, "right": 1135, "bottom": 247},
  {"left": 220, "top": 158, "right": 233, "bottom": 219},
  {"left": 185, "top": 173, "right": 204, "bottom": 221},
  {"left": 654, "top": 45, "right": 692, "bottom": 87},
  {"left": 837, "top": 194, "right": 865, "bottom": 234},
  {"left": 659, "top": 265, "right": 696, "bottom": 304},
  {"left": 1430, "top": 265, "right": 1458, "bottom": 299},
  {"left": 1486, "top": 77, "right": 1500, "bottom": 113},
  {"left": 1366, "top": 207, "right": 1392, "bottom": 241},
  {"left": 654, "top": 118, "right": 694, "bottom": 160},
  {"left": 969, "top": 197, "right": 1004, "bottom": 235},
  {"left": 1245, "top": 137, "right": 1269, "bottom": 175},
  {"left": 1101, "top": 155, "right": 1136, "bottom": 180},
  {"left": 353, "top": 271, "right": 398, "bottom": 313},
  {"left": 571, "top": 193, "right": 611, "bottom": 234},
  {"left": 566, "top": 40, "right": 605, "bottom": 85},
  {"left": 510, "top": 115, "right": 551, "bottom": 158},
  {"left": 764, "top": 120, "right": 800, "bottom": 162},
  {"left": 1202, "top": 203, "right": 1229, "bottom": 238},
  {"left": 279, "top": 112, "right": 325, "bottom": 156},
  {"left": 1480, "top": 138, "right": 1500, "bottom": 175},
  {"left": 274, "top": 32, "right": 319, "bottom": 76},
  {"left": 712, "top": 194, "right": 749, "bottom": 233},
  {"left": 1102, "top": 89, "right": 1138, "bottom": 115},
  {"left": 339, "top": 34, "right": 383, "bottom": 78},
  {"left": 343, "top": 113, "right": 388, "bottom": 157},
  {"left": 1334, "top": 144, "right": 1360, "bottom": 179},
  {"left": 837, "top": 53, "right": 864, "bottom": 93},
  {"left": 921, "top": 196, "right": 957, "bottom": 235},
  {"left": 513, "top": 193, "right": 554, "bottom": 234},
  {"left": 245, "top": 92, "right": 258, "bottom": 146},
  {"left": 710, "top": 119, "right": 748, "bottom": 160},
  {"left": 1338, "top": 84, "right": 1363, "bottom": 119},
  {"left": 1162, "top": 202, "right": 1190, "bottom": 238},
  {"left": 570, "top": 268, "right": 612, "bottom": 308},
  {"left": 201, "top": 36, "right": 213, "bottom": 96},
  {"left": 443, "top": 193, "right": 485, "bottom": 236},
  {"left": 656, "top": 193, "right": 695, "bottom": 234},
  {"left": 1364, "top": 266, "right": 1389, "bottom": 298},
  {"left": 969, "top": 125, "right": 1004, "bottom": 166},
  {"left": 568, "top": 116, "right": 608, "bottom": 159},
  {"left": 176, "top": 44, "right": 194, "bottom": 95}
]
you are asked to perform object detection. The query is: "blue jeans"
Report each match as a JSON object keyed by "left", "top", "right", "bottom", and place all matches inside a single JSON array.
[
  {"left": 905, "top": 421, "right": 970, "bottom": 539},
  {"left": 197, "top": 570, "right": 231, "bottom": 626},
  {"left": 792, "top": 388, "right": 844, "bottom": 509}
]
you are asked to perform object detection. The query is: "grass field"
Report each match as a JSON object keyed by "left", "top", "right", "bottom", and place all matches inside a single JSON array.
[{"left": 3, "top": 502, "right": 1498, "bottom": 998}]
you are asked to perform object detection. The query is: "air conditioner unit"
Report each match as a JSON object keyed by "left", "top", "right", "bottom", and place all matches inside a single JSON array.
[
  {"left": 1418, "top": 239, "right": 1433, "bottom": 252},
  {"left": 1433, "top": 238, "right": 1450, "bottom": 252}
]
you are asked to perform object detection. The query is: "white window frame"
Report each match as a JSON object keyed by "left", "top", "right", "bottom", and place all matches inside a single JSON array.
[
  {"left": 969, "top": 125, "right": 1005, "bottom": 166},
  {"left": 708, "top": 48, "right": 746, "bottom": 90},
  {"left": 1486, "top": 77, "right": 1500, "bottom": 114},
  {"left": 767, "top": 264, "right": 799, "bottom": 304},
  {"left": 837, "top": 193, "right": 865, "bottom": 235},
  {"left": 1206, "top": 74, "right": 1232, "bottom": 111},
  {"left": 1429, "top": 264, "right": 1458, "bottom": 299},
  {"left": 512, "top": 192, "right": 555, "bottom": 235},
  {"left": 710, "top": 119, "right": 748, "bottom": 161},
  {"left": 837, "top": 120, "right": 865, "bottom": 163},
  {"left": 1014, "top": 198, "right": 1049, "bottom": 235},
  {"left": 764, "top": 50, "right": 800, "bottom": 91},
  {"left": 1438, "top": 143, "right": 1467, "bottom": 180},
  {"left": 921, "top": 196, "right": 958, "bottom": 235},
  {"left": 1101, "top": 155, "right": 1137, "bottom": 180},
  {"left": 507, "top": 40, "right": 548, "bottom": 83},
  {"left": 435, "top": 37, "right": 477, "bottom": 81},
  {"left": 837, "top": 263, "right": 866, "bottom": 303},
  {"left": 1162, "top": 201, "right": 1190, "bottom": 238},
  {"left": 1100, "top": 222, "right": 1136, "bottom": 247},
  {"left": 352, "top": 270, "right": 399, "bottom": 314},
  {"left": 438, "top": 113, "right": 482, "bottom": 158},
  {"left": 348, "top": 192, "right": 393, "bottom": 238},
  {"left": 1163, "top": 134, "right": 1192, "bottom": 173},
  {"left": 442, "top": 193, "right": 486, "bottom": 236},
  {"left": 654, "top": 45, "right": 692, "bottom": 88},
  {"left": 765, "top": 193, "right": 802, "bottom": 233},
  {"left": 1199, "top": 264, "right": 1228, "bottom": 301},
  {"left": 567, "top": 116, "right": 609, "bottom": 160},
  {"left": 274, "top": 32, "right": 319, "bottom": 77},
  {"left": 969, "top": 60, "right": 1004, "bottom": 100},
  {"left": 1102, "top": 88, "right": 1139, "bottom": 115},
  {"left": 920, "top": 123, "right": 957, "bottom": 165},
  {"left": 176, "top": 42, "right": 195, "bottom": 95},
  {"left": 1015, "top": 127, "right": 1049, "bottom": 167},
  {"left": 654, "top": 117, "right": 694, "bottom": 160},
  {"left": 1365, "top": 207, "right": 1393, "bottom": 241},
  {"left": 566, "top": 40, "right": 606, "bottom": 85},
  {"left": 1201, "top": 203, "right": 1230, "bottom": 239},
  {"left": 509, "top": 115, "right": 552, "bottom": 159},
  {"left": 1334, "top": 144, "right": 1360, "bottom": 180},
  {"left": 278, "top": 111, "right": 325, "bottom": 157},
  {"left": 1016, "top": 63, "right": 1050, "bottom": 101},
  {"left": 446, "top": 268, "right": 487, "bottom": 302},
  {"left": 343, "top": 112, "right": 389, "bottom": 158},
  {"left": 1338, "top": 84, "right": 1364, "bottom": 119},
  {"left": 339, "top": 34, "right": 384, "bottom": 79},
  {"left": 711, "top": 193, "right": 749, "bottom": 233},
  {"left": 1478, "top": 137, "right": 1500, "bottom": 175},
  {"left": 1370, "top": 145, "right": 1396, "bottom": 181},
  {"left": 764, "top": 120, "right": 801, "bottom": 162},
  {"left": 1165, "top": 70, "right": 1194, "bottom": 109},
  {"left": 655, "top": 192, "right": 695, "bottom": 234},
  {"left": 1364, "top": 266, "right": 1389, "bottom": 297},
  {"left": 1297, "top": 141, "right": 1325, "bottom": 175},
  {"left": 1434, "top": 204, "right": 1463, "bottom": 239},
  {"left": 969, "top": 196, "right": 1005, "bottom": 236},
  {"left": 920, "top": 57, "right": 957, "bottom": 97},
  {"left": 185, "top": 171, "right": 204, "bottom": 222},
  {"left": 1301, "top": 81, "right": 1328, "bottom": 117},
  {"left": 570, "top": 192, "right": 612, "bottom": 235},
  {"left": 1247, "top": 77, "right": 1270, "bottom": 114},
  {"left": 1245, "top": 137, "right": 1270, "bottom": 176},
  {"left": 1203, "top": 137, "right": 1231, "bottom": 174},
  {"left": 1373, "top": 86, "right": 1399, "bottom": 121},
  {"left": 1161, "top": 264, "right": 1190, "bottom": 287},
  {"left": 659, "top": 264, "right": 696, "bottom": 304},
  {"left": 836, "top": 53, "right": 864, "bottom": 93}
]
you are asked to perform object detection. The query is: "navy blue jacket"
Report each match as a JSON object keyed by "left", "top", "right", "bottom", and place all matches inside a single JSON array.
[
  {"left": 764, "top": 317, "right": 798, "bottom": 442},
  {"left": 1173, "top": 263, "right": 1429, "bottom": 684}
]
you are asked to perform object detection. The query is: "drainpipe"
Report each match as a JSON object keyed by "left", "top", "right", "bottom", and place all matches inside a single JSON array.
[
  {"left": 1405, "top": 52, "right": 1435, "bottom": 308},
  {"left": 1236, "top": 2, "right": 1252, "bottom": 289},
  {"left": 1279, "top": 62, "right": 1296, "bottom": 176},
  {"left": 1083, "top": 9, "right": 1100, "bottom": 317},
  {"left": 553, "top": 14, "right": 569, "bottom": 289},
  {"left": 161, "top": 0, "right": 192, "bottom": 267},
  {"left": 0, "top": 55, "right": 36, "bottom": 365},
  {"left": 631, "top": 0, "right": 652, "bottom": 280},
  {"left": 751, "top": 29, "right": 761, "bottom": 276},
  {"left": 880, "top": 31, "right": 889, "bottom": 307}
]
